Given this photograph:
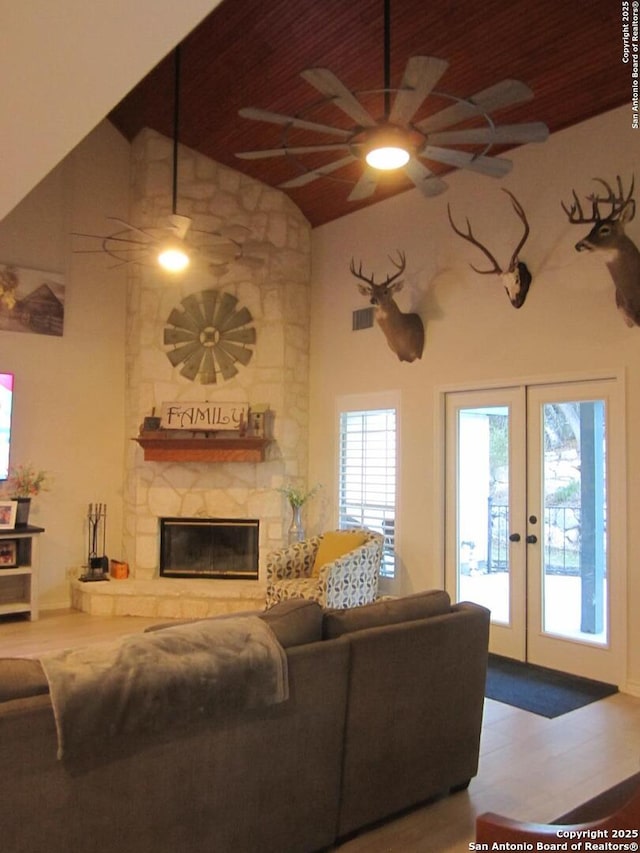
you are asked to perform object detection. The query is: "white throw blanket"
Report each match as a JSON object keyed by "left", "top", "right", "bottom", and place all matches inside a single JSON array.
[{"left": 39, "top": 615, "right": 288, "bottom": 760}]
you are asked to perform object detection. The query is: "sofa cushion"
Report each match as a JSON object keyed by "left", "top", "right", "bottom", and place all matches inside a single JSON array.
[
  {"left": 311, "top": 530, "right": 368, "bottom": 577},
  {"left": 0, "top": 658, "right": 49, "bottom": 703},
  {"left": 148, "top": 599, "right": 323, "bottom": 649},
  {"left": 261, "top": 598, "right": 323, "bottom": 647},
  {"left": 322, "top": 589, "right": 452, "bottom": 639}
]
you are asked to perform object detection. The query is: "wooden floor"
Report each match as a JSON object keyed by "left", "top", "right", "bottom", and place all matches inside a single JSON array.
[{"left": 2, "top": 609, "right": 639, "bottom": 852}]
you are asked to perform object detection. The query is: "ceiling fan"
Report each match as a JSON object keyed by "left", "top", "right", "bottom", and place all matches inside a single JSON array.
[
  {"left": 73, "top": 214, "right": 269, "bottom": 275},
  {"left": 235, "top": 0, "right": 548, "bottom": 202},
  {"left": 74, "top": 47, "right": 270, "bottom": 274}
]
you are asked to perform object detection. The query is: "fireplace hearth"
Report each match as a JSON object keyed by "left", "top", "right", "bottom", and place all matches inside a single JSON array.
[{"left": 160, "top": 517, "right": 259, "bottom": 580}]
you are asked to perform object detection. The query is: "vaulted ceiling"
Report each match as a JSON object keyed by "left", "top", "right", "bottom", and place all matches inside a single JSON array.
[{"left": 109, "top": 0, "right": 629, "bottom": 228}]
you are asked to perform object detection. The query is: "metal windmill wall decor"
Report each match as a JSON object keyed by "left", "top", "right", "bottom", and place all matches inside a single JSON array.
[{"left": 163, "top": 289, "right": 256, "bottom": 384}]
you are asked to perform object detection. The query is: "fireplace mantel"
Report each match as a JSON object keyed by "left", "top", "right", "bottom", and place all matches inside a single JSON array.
[{"left": 134, "top": 432, "right": 271, "bottom": 462}]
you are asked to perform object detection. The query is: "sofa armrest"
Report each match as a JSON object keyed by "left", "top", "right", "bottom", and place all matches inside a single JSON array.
[
  {"left": 336, "top": 602, "right": 490, "bottom": 836},
  {"left": 266, "top": 536, "right": 321, "bottom": 581}
]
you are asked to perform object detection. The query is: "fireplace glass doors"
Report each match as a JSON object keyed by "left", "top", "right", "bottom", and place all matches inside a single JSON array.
[{"left": 159, "top": 518, "right": 259, "bottom": 580}]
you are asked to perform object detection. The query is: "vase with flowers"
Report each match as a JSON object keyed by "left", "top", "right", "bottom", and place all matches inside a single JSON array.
[
  {"left": 278, "top": 483, "right": 321, "bottom": 544},
  {"left": 5, "top": 463, "right": 49, "bottom": 527}
]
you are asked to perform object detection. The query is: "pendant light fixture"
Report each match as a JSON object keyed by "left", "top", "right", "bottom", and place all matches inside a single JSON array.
[
  {"left": 157, "top": 45, "right": 190, "bottom": 273},
  {"left": 364, "top": 0, "right": 412, "bottom": 171},
  {"left": 72, "top": 43, "right": 270, "bottom": 274}
]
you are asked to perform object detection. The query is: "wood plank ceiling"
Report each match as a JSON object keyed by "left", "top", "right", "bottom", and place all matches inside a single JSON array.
[{"left": 109, "top": 0, "right": 629, "bottom": 228}]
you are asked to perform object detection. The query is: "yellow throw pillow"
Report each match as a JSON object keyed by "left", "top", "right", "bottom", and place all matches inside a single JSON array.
[{"left": 311, "top": 530, "right": 368, "bottom": 577}]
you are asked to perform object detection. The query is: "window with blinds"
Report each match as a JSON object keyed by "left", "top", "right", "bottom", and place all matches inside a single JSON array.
[{"left": 338, "top": 407, "right": 396, "bottom": 578}]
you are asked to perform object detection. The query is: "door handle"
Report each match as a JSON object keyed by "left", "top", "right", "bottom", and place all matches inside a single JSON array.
[
  {"left": 526, "top": 534, "right": 538, "bottom": 544},
  {"left": 508, "top": 533, "right": 521, "bottom": 542}
]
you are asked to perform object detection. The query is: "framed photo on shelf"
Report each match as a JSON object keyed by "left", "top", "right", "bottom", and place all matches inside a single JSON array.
[
  {"left": 0, "top": 500, "right": 17, "bottom": 530},
  {"left": 0, "top": 538, "right": 18, "bottom": 568}
]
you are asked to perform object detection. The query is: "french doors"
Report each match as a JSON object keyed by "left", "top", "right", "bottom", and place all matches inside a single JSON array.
[{"left": 444, "top": 377, "right": 625, "bottom": 684}]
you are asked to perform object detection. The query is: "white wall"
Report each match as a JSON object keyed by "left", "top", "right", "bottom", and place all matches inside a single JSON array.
[
  {"left": 0, "top": 0, "right": 221, "bottom": 220},
  {"left": 0, "top": 121, "right": 130, "bottom": 608},
  {"left": 308, "top": 105, "right": 640, "bottom": 690}
]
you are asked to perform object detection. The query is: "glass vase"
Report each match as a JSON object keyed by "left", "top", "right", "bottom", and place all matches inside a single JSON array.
[{"left": 288, "top": 504, "right": 305, "bottom": 544}]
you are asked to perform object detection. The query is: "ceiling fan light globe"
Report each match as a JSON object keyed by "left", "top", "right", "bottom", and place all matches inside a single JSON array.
[
  {"left": 158, "top": 244, "right": 190, "bottom": 273},
  {"left": 365, "top": 145, "right": 411, "bottom": 171}
]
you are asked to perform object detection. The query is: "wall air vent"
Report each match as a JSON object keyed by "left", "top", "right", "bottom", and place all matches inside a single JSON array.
[{"left": 352, "top": 306, "right": 374, "bottom": 331}]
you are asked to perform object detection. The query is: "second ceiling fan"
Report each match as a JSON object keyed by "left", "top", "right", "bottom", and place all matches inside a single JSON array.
[{"left": 235, "top": 0, "right": 548, "bottom": 201}]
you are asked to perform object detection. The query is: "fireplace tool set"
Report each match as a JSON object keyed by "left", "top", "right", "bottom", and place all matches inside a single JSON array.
[{"left": 80, "top": 502, "right": 109, "bottom": 582}]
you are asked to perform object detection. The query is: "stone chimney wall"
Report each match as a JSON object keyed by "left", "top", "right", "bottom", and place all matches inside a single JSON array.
[{"left": 122, "top": 129, "right": 311, "bottom": 582}]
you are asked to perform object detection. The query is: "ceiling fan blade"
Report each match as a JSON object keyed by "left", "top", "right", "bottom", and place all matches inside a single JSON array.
[
  {"left": 428, "top": 122, "right": 549, "bottom": 146},
  {"left": 216, "top": 224, "right": 251, "bottom": 241},
  {"left": 389, "top": 56, "right": 449, "bottom": 126},
  {"left": 238, "top": 107, "right": 352, "bottom": 139},
  {"left": 421, "top": 145, "right": 513, "bottom": 178},
  {"left": 404, "top": 158, "right": 448, "bottom": 197},
  {"left": 203, "top": 244, "right": 239, "bottom": 265},
  {"left": 279, "top": 154, "right": 357, "bottom": 188},
  {"left": 347, "top": 167, "right": 379, "bottom": 201},
  {"left": 168, "top": 214, "right": 191, "bottom": 240},
  {"left": 415, "top": 79, "right": 534, "bottom": 135},
  {"left": 236, "top": 143, "right": 351, "bottom": 160},
  {"left": 301, "top": 67, "right": 377, "bottom": 128},
  {"left": 106, "top": 217, "right": 155, "bottom": 240}
]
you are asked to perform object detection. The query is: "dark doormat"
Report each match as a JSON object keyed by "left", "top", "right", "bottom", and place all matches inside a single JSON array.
[{"left": 485, "top": 654, "right": 618, "bottom": 718}]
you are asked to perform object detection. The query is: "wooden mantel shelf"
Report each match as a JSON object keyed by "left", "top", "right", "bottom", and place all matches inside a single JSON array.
[{"left": 134, "top": 432, "right": 271, "bottom": 462}]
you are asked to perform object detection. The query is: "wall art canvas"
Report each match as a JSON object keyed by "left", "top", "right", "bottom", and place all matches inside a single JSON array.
[{"left": 0, "top": 264, "right": 65, "bottom": 337}]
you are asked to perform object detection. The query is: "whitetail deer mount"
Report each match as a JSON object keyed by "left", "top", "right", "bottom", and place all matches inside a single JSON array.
[
  {"left": 562, "top": 175, "right": 640, "bottom": 327},
  {"left": 447, "top": 189, "right": 532, "bottom": 309},
  {"left": 350, "top": 251, "right": 424, "bottom": 363}
]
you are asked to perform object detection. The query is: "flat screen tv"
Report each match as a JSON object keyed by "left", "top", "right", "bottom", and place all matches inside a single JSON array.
[{"left": 0, "top": 373, "right": 14, "bottom": 481}]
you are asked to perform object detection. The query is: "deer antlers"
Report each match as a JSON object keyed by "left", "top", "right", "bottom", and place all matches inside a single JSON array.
[
  {"left": 448, "top": 190, "right": 530, "bottom": 276},
  {"left": 561, "top": 175, "right": 636, "bottom": 224},
  {"left": 349, "top": 251, "right": 406, "bottom": 288},
  {"left": 448, "top": 190, "right": 532, "bottom": 309}
]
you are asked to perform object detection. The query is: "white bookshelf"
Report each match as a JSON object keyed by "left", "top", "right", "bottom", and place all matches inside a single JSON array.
[{"left": 0, "top": 525, "right": 44, "bottom": 620}]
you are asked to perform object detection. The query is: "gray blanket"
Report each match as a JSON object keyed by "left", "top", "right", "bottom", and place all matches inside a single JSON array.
[{"left": 39, "top": 615, "right": 288, "bottom": 760}]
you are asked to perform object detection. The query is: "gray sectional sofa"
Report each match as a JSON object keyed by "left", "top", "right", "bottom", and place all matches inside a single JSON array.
[{"left": 0, "top": 590, "right": 490, "bottom": 853}]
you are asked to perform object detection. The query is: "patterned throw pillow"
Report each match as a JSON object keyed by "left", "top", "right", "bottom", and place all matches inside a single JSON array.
[{"left": 311, "top": 530, "right": 368, "bottom": 577}]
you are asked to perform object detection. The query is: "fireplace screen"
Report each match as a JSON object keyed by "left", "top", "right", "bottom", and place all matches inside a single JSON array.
[{"left": 159, "top": 518, "right": 259, "bottom": 580}]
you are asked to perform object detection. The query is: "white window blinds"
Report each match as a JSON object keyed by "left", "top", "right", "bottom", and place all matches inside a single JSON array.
[{"left": 338, "top": 407, "right": 396, "bottom": 578}]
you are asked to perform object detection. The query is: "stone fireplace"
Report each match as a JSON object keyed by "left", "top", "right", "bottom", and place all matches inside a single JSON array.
[{"left": 119, "top": 129, "right": 312, "bottom": 592}]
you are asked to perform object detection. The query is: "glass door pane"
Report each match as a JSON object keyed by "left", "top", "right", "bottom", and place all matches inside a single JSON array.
[
  {"left": 541, "top": 400, "right": 607, "bottom": 645},
  {"left": 457, "top": 406, "right": 510, "bottom": 624},
  {"left": 445, "top": 386, "right": 526, "bottom": 660}
]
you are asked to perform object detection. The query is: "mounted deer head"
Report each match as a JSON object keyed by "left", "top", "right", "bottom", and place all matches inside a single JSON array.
[
  {"left": 447, "top": 189, "right": 532, "bottom": 309},
  {"left": 562, "top": 175, "right": 640, "bottom": 327},
  {"left": 350, "top": 251, "right": 425, "bottom": 363}
]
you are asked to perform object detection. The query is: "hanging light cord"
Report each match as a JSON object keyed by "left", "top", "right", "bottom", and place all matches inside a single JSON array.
[
  {"left": 171, "top": 45, "right": 181, "bottom": 216},
  {"left": 383, "top": 0, "right": 391, "bottom": 119}
]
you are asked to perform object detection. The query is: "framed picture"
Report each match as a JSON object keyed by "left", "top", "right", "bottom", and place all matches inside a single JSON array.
[
  {"left": 0, "top": 538, "right": 18, "bottom": 567},
  {"left": 0, "top": 500, "right": 17, "bottom": 530}
]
